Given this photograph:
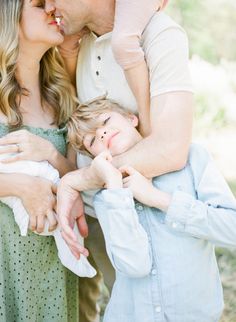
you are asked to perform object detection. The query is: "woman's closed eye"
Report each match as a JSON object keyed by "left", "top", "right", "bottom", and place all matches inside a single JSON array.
[{"left": 33, "top": 0, "right": 45, "bottom": 8}]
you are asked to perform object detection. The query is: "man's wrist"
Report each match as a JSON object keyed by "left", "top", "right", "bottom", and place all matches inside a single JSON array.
[{"left": 105, "top": 173, "right": 123, "bottom": 189}]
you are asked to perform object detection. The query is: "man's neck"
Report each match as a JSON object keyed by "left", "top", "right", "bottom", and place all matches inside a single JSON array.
[{"left": 86, "top": 0, "right": 115, "bottom": 36}]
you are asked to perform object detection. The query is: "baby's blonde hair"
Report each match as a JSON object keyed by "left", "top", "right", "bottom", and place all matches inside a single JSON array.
[{"left": 67, "top": 96, "right": 132, "bottom": 155}]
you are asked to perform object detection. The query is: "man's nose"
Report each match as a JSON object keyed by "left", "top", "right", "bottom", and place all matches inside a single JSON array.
[{"left": 44, "top": 0, "right": 56, "bottom": 15}]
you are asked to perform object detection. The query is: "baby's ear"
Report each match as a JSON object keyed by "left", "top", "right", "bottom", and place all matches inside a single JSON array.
[{"left": 129, "top": 114, "right": 139, "bottom": 127}]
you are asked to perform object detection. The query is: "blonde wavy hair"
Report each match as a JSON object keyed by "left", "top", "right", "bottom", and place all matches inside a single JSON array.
[
  {"left": 67, "top": 96, "right": 132, "bottom": 156},
  {"left": 0, "top": 0, "right": 76, "bottom": 128}
]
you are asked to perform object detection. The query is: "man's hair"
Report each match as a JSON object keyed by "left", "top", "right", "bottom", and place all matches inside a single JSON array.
[{"left": 67, "top": 96, "right": 132, "bottom": 155}]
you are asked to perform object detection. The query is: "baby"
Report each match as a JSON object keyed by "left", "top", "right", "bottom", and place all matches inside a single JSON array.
[
  {"left": 65, "top": 97, "right": 236, "bottom": 322},
  {"left": 0, "top": 148, "right": 96, "bottom": 278}
]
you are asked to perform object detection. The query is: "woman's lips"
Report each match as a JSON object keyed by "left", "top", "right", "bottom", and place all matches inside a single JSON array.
[
  {"left": 49, "top": 20, "right": 58, "bottom": 26},
  {"left": 107, "top": 132, "right": 119, "bottom": 149}
]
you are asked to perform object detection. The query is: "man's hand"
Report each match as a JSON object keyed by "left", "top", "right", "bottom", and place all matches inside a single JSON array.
[{"left": 57, "top": 172, "right": 89, "bottom": 259}]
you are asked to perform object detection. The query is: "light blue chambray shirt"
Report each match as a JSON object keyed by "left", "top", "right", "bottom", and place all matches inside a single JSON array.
[{"left": 94, "top": 144, "right": 236, "bottom": 322}]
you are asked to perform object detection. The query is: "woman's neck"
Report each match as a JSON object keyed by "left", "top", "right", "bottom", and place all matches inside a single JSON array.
[{"left": 16, "top": 41, "right": 49, "bottom": 92}]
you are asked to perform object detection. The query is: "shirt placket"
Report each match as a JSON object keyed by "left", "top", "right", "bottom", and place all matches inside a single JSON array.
[
  {"left": 136, "top": 202, "right": 165, "bottom": 322},
  {"left": 93, "top": 41, "right": 104, "bottom": 92}
]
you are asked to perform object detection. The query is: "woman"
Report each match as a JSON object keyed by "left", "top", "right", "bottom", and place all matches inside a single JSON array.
[{"left": 0, "top": 0, "right": 80, "bottom": 320}]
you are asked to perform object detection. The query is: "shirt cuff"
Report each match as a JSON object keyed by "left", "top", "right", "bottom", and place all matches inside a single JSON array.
[
  {"left": 94, "top": 188, "right": 135, "bottom": 209},
  {"left": 165, "top": 190, "right": 196, "bottom": 231}
]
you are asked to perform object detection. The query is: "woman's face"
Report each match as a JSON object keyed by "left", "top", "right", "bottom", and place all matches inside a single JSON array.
[{"left": 20, "top": 0, "right": 64, "bottom": 48}]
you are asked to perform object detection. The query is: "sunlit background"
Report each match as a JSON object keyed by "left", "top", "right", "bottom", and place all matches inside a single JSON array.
[{"left": 166, "top": 1, "right": 236, "bottom": 321}]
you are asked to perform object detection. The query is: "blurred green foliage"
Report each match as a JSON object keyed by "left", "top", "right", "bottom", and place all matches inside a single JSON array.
[
  {"left": 165, "top": 4, "right": 236, "bottom": 321},
  {"left": 166, "top": 0, "right": 236, "bottom": 63}
]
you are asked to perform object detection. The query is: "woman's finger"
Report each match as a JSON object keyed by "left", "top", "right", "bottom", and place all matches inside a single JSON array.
[
  {"left": 47, "top": 210, "right": 58, "bottom": 232},
  {"left": 0, "top": 152, "right": 24, "bottom": 164},
  {"left": 0, "top": 144, "right": 19, "bottom": 154},
  {"left": 0, "top": 135, "right": 21, "bottom": 145},
  {"left": 36, "top": 215, "right": 46, "bottom": 234},
  {"left": 29, "top": 216, "right": 37, "bottom": 231}
]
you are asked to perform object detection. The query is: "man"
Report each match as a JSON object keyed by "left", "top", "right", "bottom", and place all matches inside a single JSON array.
[{"left": 45, "top": 0, "right": 194, "bottom": 321}]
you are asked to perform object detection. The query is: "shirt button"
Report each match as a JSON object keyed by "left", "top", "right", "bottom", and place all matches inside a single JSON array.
[
  {"left": 172, "top": 222, "right": 177, "bottom": 229},
  {"left": 96, "top": 71, "right": 99, "bottom": 76},
  {"left": 97, "top": 56, "right": 101, "bottom": 60},
  {"left": 155, "top": 306, "right": 161, "bottom": 313},
  {"left": 151, "top": 269, "right": 157, "bottom": 275},
  {"left": 137, "top": 205, "right": 143, "bottom": 211}
]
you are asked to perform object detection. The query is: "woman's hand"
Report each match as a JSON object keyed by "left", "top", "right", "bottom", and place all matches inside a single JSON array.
[
  {"left": 19, "top": 176, "right": 58, "bottom": 233},
  {"left": 0, "top": 129, "right": 55, "bottom": 163}
]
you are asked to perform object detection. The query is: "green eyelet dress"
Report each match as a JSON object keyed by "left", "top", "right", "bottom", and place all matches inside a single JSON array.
[{"left": 0, "top": 124, "right": 79, "bottom": 322}]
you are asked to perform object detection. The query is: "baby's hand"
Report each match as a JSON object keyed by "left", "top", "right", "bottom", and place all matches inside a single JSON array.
[{"left": 91, "top": 151, "right": 122, "bottom": 189}]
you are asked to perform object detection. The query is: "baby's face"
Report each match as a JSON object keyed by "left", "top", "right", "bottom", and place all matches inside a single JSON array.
[{"left": 83, "top": 111, "right": 142, "bottom": 157}]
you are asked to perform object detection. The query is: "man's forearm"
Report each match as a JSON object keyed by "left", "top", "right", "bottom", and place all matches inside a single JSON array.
[
  {"left": 113, "top": 92, "right": 193, "bottom": 178},
  {"left": 61, "top": 166, "right": 103, "bottom": 192}
]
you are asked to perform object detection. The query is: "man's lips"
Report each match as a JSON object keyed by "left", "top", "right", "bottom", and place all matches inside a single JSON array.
[{"left": 107, "top": 132, "right": 119, "bottom": 149}]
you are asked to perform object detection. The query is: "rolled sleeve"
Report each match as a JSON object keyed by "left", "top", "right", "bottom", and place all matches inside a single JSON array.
[
  {"left": 165, "top": 190, "right": 195, "bottom": 231},
  {"left": 142, "top": 15, "right": 193, "bottom": 98}
]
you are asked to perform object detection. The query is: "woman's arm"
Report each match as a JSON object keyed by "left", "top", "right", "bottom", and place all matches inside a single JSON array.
[{"left": 0, "top": 130, "right": 76, "bottom": 176}]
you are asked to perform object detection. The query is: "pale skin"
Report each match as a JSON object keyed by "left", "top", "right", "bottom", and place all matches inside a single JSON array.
[
  {"left": 0, "top": 0, "right": 86, "bottom": 234},
  {"left": 57, "top": 111, "right": 171, "bottom": 257},
  {"left": 45, "top": 0, "right": 193, "bottom": 251}
]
